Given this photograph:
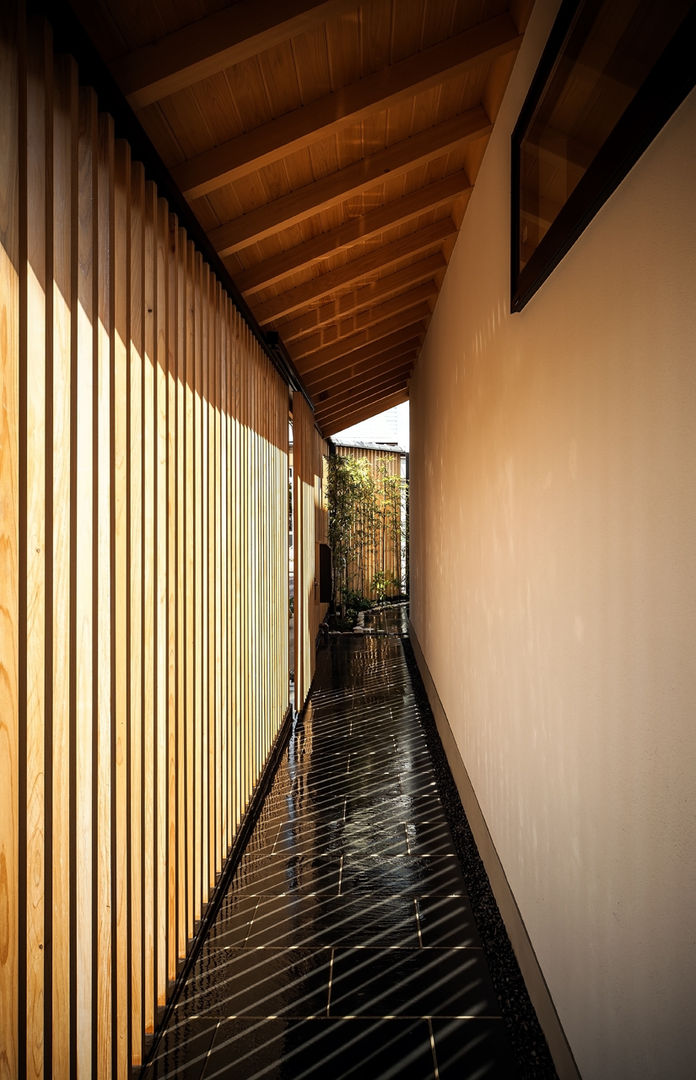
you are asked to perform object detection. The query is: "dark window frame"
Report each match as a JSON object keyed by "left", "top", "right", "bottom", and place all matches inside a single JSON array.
[{"left": 511, "top": 0, "right": 696, "bottom": 313}]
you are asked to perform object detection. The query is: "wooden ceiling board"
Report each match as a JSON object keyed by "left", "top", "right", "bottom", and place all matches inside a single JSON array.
[
  {"left": 297, "top": 323, "right": 426, "bottom": 380},
  {"left": 277, "top": 253, "right": 446, "bottom": 340},
  {"left": 253, "top": 218, "right": 455, "bottom": 325},
  {"left": 314, "top": 373, "right": 413, "bottom": 424},
  {"left": 325, "top": 6, "right": 363, "bottom": 87},
  {"left": 308, "top": 346, "right": 420, "bottom": 397},
  {"left": 360, "top": 0, "right": 395, "bottom": 75},
  {"left": 250, "top": 202, "right": 452, "bottom": 306},
  {"left": 297, "top": 302, "right": 432, "bottom": 374},
  {"left": 315, "top": 369, "right": 411, "bottom": 423},
  {"left": 290, "top": 23, "right": 333, "bottom": 103},
  {"left": 208, "top": 109, "right": 489, "bottom": 256},
  {"left": 321, "top": 388, "right": 409, "bottom": 436},
  {"left": 172, "top": 13, "right": 517, "bottom": 199},
  {"left": 257, "top": 39, "right": 305, "bottom": 118},
  {"left": 234, "top": 170, "right": 469, "bottom": 295},
  {"left": 294, "top": 283, "right": 435, "bottom": 356},
  {"left": 68, "top": 0, "right": 526, "bottom": 435},
  {"left": 110, "top": 0, "right": 364, "bottom": 108},
  {"left": 306, "top": 346, "right": 421, "bottom": 401},
  {"left": 421, "top": 0, "right": 458, "bottom": 47},
  {"left": 390, "top": 0, "right": 426, "bottom": 62}
]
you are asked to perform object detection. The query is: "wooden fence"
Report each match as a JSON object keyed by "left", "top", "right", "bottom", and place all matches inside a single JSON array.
[
  {"left": 334, "top": 444, "right": 406, "bottom": 602},
  {"left": 0, "top": 10, "right": 316, "bottom": 1077},
  {"left": 293, "top": 392, "right": 329, "bottom": 708}
]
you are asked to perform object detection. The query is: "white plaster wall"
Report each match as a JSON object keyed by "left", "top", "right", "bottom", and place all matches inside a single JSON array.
[{"left": 409, "top": 2, "right": 696, "bottom": 1076}]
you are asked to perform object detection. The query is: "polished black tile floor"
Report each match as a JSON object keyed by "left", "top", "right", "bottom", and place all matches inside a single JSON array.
[{"left": 145, "top": 609, "right": 555, "bottom": 1078}]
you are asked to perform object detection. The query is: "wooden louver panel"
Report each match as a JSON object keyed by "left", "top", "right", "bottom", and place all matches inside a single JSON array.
[{"left": 1, "top": 14, "right": 294, "bottom": 1076}]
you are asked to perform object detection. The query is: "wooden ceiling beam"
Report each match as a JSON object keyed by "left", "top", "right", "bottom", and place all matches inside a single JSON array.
[
  {"left": 317, "top": 375, "right": 411, "bottom": 425},
  {"left": 210, "top": 108, "right": 489, "bottom": 256},
  {"left": 292, "top": 283, "right": 435, "bottom": 358},
  {"left": 299, "top": 303, "right": 431, "bottom": 375},
  {"left": 305, "top": 340, "right": 422, "bottom": 396},
  {"left": 278, "top": 253, "right": 445, "bottom": 341},
  {"left": 175, "top": 15, "right": 519, "bottom": 198},
  {"left": 111, "top": 0, "right": 360, "bottom": 108},
  {"left": 307, "top": 347, "right": 420, "bottom": 398},
  {"left": 321, "top": 389, "right": 409, "bottom": 437},
  {"left": 255, "top": 219, "right": 454, "bottom": 325},
  {"left": 236, "top": 171, "right": 470, "bottom": 296},
  {"left": 298, "top": 324, "right": 425, "bottom": 383},
  {"left": 314, "top": 364, "right": 413, "bottom": 418}
]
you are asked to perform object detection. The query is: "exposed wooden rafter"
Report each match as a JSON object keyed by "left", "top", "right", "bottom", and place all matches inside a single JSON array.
[
  {"left": 299, "top": 303, "right": 431, "bottom": 375},
  {"left": 211, "top": 109, "right": 489, "bottom": 256},
  {"left": 318, "top": 383, "right": 412, "bottom": 430},
  {"left": 298, "top": 324, "right": 426, "bottom": 386},
  {"left": 236, "top": 172, "right": 470, "bottom": 296},
  {"left": 304, "top": 340, "right": 422, "bottom": 397},
  {"left": 111, "top": 0, "right": 361, "bottom": 108},
  {"left": 174, "top": 15, "right": 519, "bottom": 199},
  {"left": 314, "top": 364, "right": 412, "bottom": 418},
  {"left": 277, "top": 253, "right": 446, "bottom": 341},
  {"left": 79, "top": 0, "right": 530, "bottom": 437},
  {"left": 291, "top": 283, "right": 436, "bottom": 358},
  {"left": 255, "top": 219, "right": 455, "bottom": 325},
  {"left": 322, "top": 389, "right": 410, "bottom": 437}
]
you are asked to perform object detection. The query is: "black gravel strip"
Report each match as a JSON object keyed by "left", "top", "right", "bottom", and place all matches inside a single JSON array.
[{"left": 400, "top": 633, "right": 559, "bottom": 1080}]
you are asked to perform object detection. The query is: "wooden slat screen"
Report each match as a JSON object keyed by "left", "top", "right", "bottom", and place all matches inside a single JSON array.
[
  {"left": 292, "top": 392, "right": 329, "bottom": 709},
  {"left": 0, "top": 12, "right": 290, "bottom": 1077},
  {"left": 336, "top": 445, "right": 405, "bottom": 602}
]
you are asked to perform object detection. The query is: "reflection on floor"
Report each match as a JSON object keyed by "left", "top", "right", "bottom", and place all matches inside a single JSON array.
[{"left": 145, "top": 607, "right": 557, "bottom": 1078}]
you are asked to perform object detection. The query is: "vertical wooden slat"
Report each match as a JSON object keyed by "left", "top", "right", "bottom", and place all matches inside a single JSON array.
[
  {"left": 231, "top": 310, "right": 240, "bottom": 835},
  {"left": 200, "top": 263, "right": 210, "bottom": 897},
  {"left": 209, "top": 280, "right": 218, "bottom": 889},
  {"left": 193, "top": 251, "right": 203, "bottom": 923},
  {"left": 141, "top": 179, "right": 156, "bottom": 1036},
  {"left": 51, "top": 50, "right": 77, "bottom": 1080},
  {"left": 5, "top": 15, "right": 305, "bottom": 1075},
  {"left": 112, "top": 136, "right": 130, "bottom": 1080},
  {"left": 218, "top": 286, "right": 227, "bottom": 866},
  {"left": 184, "top": 238, "right": 194, "bottom": 943},
  {"left": 74, "top": 85, "right": 97, "bottom": 1080},
  {"left": 24, "top": 21, "right": 50, "bottom": 1078},
  {"left": 155, "top": 196, "right": 168, "bottom": 1007},
  {"left": 175, "top": 227, "right": 186, "bottom": 960},
  {"left": 0, "top": 5, "right": 20, "bottom": 1077},
  {"left": 166, "top": 214, "right": 178, "bottom": 985},
  {"left": 242, "top": 328, "right": 250, "bottom": 811},
  {"left": 95, "top": 111, "right": 113, "bottom": 1080},
  {"left": 128, "top": 160, "right": 144, "bottom": 1067}
]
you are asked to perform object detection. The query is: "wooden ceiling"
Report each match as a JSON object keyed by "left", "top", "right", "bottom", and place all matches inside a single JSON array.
[{"left": 69, "top": 0, "right": 533, "bottom": 436}]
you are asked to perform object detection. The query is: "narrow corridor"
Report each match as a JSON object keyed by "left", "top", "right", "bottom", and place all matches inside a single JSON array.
[{"left": 145, "top": 609, "right": 555, "bottom": 1079}]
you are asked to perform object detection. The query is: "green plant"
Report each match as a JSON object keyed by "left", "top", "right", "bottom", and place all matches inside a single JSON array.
[
  {"left": 370, "top": 570, "right": 398, "bottom": 603},
  {"left": 327, "top": 451, "right": 408, "bottom": 608}
]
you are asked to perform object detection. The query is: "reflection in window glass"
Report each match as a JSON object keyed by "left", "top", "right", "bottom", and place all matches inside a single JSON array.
[{"left": 518, "top": 0, "right": 691, "bottom": 270}]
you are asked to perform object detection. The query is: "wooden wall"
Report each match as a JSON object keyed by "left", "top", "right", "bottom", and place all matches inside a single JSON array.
[
  {"left": 292, "top": 392, "right": 329, "bottom": 709},
  {"left": 335, "top": 444, "right": 406, "bottom": 602},
  {"left": 0, "top": 11, "right": 290, "bottom": 1077}
]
